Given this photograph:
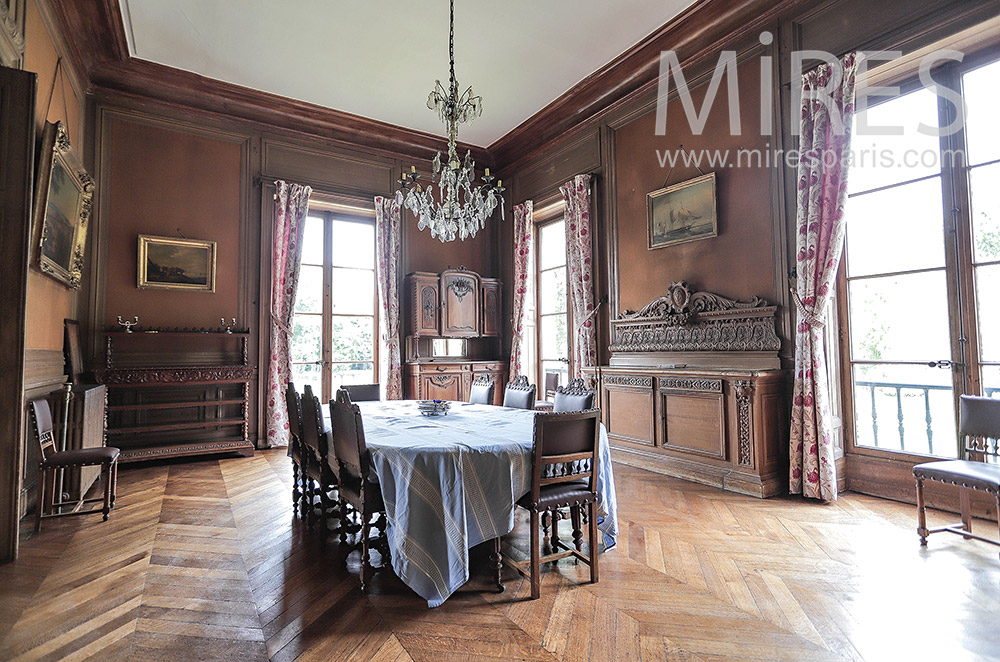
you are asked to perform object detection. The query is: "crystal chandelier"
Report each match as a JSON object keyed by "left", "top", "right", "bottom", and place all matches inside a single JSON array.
[{"left": 396, "top": 0, "right": 504, "bottom": 243}]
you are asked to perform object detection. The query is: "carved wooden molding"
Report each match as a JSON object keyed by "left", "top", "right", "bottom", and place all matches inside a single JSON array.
[
  {"left": 95, "top": 365, "right": 256, "bottom": 385},
  {"left": 446, "top": 277, "right": 475, "bottom": 302},
  {"left": 734, "top": 379, "right": 754, "bottom": 467},
  {"left": 658, "top": 377, "right": 722, "bottom": 393},
  {"left": 610, "top": 281, "right": 780, "bottom": 353},
  {"left": 120, "top": 440, "right": 253, "bottom": 461},
  {"left": 604, "top": 375, "right": 652, "bottom": 388}
]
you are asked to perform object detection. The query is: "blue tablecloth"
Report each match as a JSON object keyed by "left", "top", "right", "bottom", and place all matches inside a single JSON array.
[{"left": 355, "top": 400, "right": 619, "bottom": 607}]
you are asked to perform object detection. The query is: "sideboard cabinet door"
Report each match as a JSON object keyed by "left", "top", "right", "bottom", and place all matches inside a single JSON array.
[
  {"left": 481, "top": 279, "right": 501, "bottom": 337},
  {"left": 440, "top": 269, "right": 481, "bottom": 337},
  {"left": 410, "top": 274, "right": 441, "bottom": 337}
]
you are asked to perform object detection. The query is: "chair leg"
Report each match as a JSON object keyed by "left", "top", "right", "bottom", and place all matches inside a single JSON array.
[
  {"left": 102, "top": 463, "right": 112, "bottom": 521},
  {"left": 361, "top": 515, "right": 372, "bottom": 593},
  {"left": 959, "top": 488, "right": 973, "bottom": 539},
  {"left": 550, "top": 510, "right": 561, "bottom": 550},
  {"left": 492, "top": 536, "right": 504, "bottom": 593},
  {"left": 319, "top": 483, "right": 330, "bottom": 547},
  {"left": 291, "top": 462, "right": 300, "bottom": 518},
  {"left": 916, "top": 478, "right": 928, "bottom": 546},
  {"left": 339, "top": 498, "right": 350, "bottom": 547},
  {"left": 571, "top": 506, "right": 583, "bottom": 553},
  {"left": 996, "top": 495, "right": 1000, "bottom": 562},
  {"left": 588, "top": 501, "right": 599, "bottom": 584},
  {"left": 541, "top": 511, "right": 550, "bottom": 540},
  {"left": 530, "top": 509, "right": 540, "bottom": 600},
  {"left": 110, "top": 462, "right": 118, "bottom": 508},
  {"left": 34, "top": 467, "right": 46, "bottom": 534}
]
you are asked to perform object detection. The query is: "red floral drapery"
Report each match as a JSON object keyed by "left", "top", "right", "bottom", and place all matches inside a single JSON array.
[
  {"left": 789, "top": 52, "right": 860, "bottom": 500},
  {"left": 265, "top": 180, "right": 312, "bottom": 447},
  {"left": 560, "top": 174, "right": 597, "bottom": 381},
  {"left": 509, "top": 201, "right": 534, "bottom": 379},
  {"left": 375, "top": 195, "right": 402, "bottom": 400}
]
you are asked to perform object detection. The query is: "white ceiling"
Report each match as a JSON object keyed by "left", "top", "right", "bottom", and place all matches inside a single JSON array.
[{"left": 120, "top": 0, "right": 696, "bottom": 147}]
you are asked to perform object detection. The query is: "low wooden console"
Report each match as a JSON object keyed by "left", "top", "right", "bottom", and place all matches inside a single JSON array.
[
  {"left": 588, "top": 281, "right": 788, "bottom": 498},
  {"left": 405, "top": 360, "right": 507, "bottom": 406}
]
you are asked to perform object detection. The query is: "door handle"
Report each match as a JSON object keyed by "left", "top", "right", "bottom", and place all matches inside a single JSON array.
[{"left": 927, "top": 360, "right": 963, "bottom": 369}]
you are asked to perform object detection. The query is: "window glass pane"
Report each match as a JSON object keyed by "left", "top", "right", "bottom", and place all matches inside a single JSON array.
[
  {"left": 294, "top": 265, "right": 323, "bottom": 314},
  {"left": 538, "top": 220, "right": 566, "bottom": 270},
  {"left": 291, "top": 315, "right": 322, "bottom": 363},
  {"left": 331, "top": 316, "right": 374, "bottom": 362},
  {"left": 331, "top": 220, "right": 375, "bottom": 269},
  {"left": 848, "top": 271, "right": 950, "bottom": 362},
  {"left": 970, "top": 163, "right": 1000, "bottom": 264},
  {"left": 331, "top": 363, "right": 374, "bottom": 392},
  {"left": 539, "top": 268, "right": 567, "bottom": 315},
  {"left": 845, "top": 177, "right": 945, "bottom": 277},
  {"left": 851, "top": 364, "right": 956, "bottom": 458},
  {"left": 301, "top": 216, "right": 324, "bottom": 265},
  {"left": 332, "top": 267, "right": 375, "bottom": 315},
  {"left": 540, "top": 315, "right": 568, "bottom": 361},
  {"left": 849, "top": 87, "right": 941, "bottom": 194},
  {"left": 976, "top": 263, "right": 1000, "bottom": 362},
  {"left": 963, "top": 59, "right": 1000, "bottom": 167},
  {"left": 291, "top": 363, "right": 322, "bottom": 395},
  {"left": 981, "top": 366, "right": 1000, "bottom": 400}
]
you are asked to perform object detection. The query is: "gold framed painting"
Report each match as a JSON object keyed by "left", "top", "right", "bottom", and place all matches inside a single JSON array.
[
  {"left": 647, "top": 172, "right": 718, "bottom": 250},
  {"left": 137, "top": 235, "right": 217, "bottom": 292},
  {"left": 33, "top": 121, "right": 95, "bottom": 289}
]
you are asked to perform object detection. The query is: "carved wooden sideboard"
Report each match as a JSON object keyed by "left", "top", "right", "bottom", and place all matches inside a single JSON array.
[
  {"left": 587, "top": 282, "right": 788, "bottom": 498},
  {"left": 407, "top": 267, "right": 501, "bottom": 338},
  {"left": 405, "top": 360, "right": 507, "bottom": 406},
  {"left": 93, "top": 328, "right": 256, "bottom": 462}
]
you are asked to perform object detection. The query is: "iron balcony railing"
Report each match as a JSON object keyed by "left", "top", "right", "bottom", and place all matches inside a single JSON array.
[{"left": 854, "top": 380, "right": 1000, "bottom": 454}]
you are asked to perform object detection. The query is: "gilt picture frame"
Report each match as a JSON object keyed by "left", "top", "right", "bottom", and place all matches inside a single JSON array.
[
  {"left": 647, "top": 172, "right": 718, "bottom": 250},
  {"left": 33, "top": 121, "right": 94, "bottom": 289},
  {"left": 137, "top": 235, "right": 217, "bottom": 292}
]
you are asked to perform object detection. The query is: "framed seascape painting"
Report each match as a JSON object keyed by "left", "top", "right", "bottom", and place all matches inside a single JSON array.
[
  {"left": 33, "top": 121, "right": 95, "bottom": 289},
  {"left": 647, "top": 172, "right": 718, "bottom": 250},
  {"left": 137, "top": 235, "right": 217, "bottom": 292}
]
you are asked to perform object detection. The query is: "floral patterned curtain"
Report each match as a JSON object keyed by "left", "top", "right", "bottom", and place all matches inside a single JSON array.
[
  {"left": 265, "top": 180, "right": 312, "bottom": 447},
  {"left": 509, "top": 201, "right": 533, "bottom": 379},
  {"left": 789, "top": 52, "right": 860, "bottom": 501},
  {"left": 375, "top": 195, "right": 402, "bottom": 400},
  {"left": 560, "top": 174, "right": 597, "bottom": 381}
]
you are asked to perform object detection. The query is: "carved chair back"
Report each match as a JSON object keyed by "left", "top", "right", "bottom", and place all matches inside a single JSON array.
[
  {"left": 529, "top": 409, "right": 601, "bottom": 504},
  {"left": 30, "top": 398, "right": 57, "bottom": 463},
  {"left": 503, "top": 375, "right": 537, "bottom": 410},
  {"left": 285, "top": 382, "right": 304, "bottom": 456},
  {"left": 469, "top": 376, "right": 495, "bottom": 405},
  {"left": 330, "top": 389, "right": 370, "bottom": 483},
  {"left": 342, "top": 383, "right": 380, "bottom": 402},
  {"left": 544, "top": 372, "right": 560, "bottom": 400},
  {"left": 553, "top": 378, "right": 596, "bottom": 413},
  {"left": 299, "top": 385, "right": 328, "bottom": 464},
  {"left": 960, "top": 394, "right": 1000, "bottom": 463}
]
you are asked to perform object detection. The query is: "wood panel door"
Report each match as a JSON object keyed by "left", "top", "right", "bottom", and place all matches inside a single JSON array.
[
  {"left": 410, "top": 274, "right": 440, "bottom": 337},
  {"left": 440, "top": 269, "right": 480, "bottom": 337}
]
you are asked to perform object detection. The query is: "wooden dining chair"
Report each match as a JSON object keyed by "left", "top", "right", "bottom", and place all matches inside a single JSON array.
[
  {"left": 341, "top": 383, "right": 380, "bottom": 402},
  {"left": 503, "top": 375, "right": 537, "bottom": 409},
  {"left": 330, "top": 389, "right": 390, "bottom": 592},
  {"left": 499, "top": 409, "right": 601, "bottom": 599},
  {"left": 285, "top": 382, "right": 308, "bottom": 519},
  {"left": 544, "top": 372, "right": 560, "bottom": 401},
  {"left": 469, "top": 376, "right": 495, "bottom": 405},
  {"left": 300, "top": 385, "right": 339, "bottom": 540},
  {"left": 553, "top": 378, "right": 596, "bottom": 413},
  {"left": 30, "top": 398, "right": 120, "bottom": 533},
  {"left": 913, "top": 394, "right": 1000, "bottom": 556}
]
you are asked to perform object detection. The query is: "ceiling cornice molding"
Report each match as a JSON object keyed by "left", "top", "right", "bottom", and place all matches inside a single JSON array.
[
  {"left": 46, "top": 0, "right": 492, "bottom": 165},
  {"left": 487, "top": 0, "right": 810, "bottom": 169}
]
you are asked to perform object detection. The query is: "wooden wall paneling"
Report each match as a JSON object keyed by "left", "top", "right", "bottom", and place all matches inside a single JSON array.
[
  {"left": 0, "top": 64, "right": 35, "bottom": 561},
  {"left": 602, "top": 377, "right": 655, "bottom": 446},
  {"left": 512, "top": 127, "right": 601, "bottom": 204},
  {"left": 661, "top": 391, "right": 727, "bottom": 460},
  {"left": 0, "top": 0, "right": 24, "bottom": 68},
  {"left": 259, "top": 136, "right": 396, "bottom": 198},
  {"left": 257, "top": 182, "right": 275, "bottom": 447}
]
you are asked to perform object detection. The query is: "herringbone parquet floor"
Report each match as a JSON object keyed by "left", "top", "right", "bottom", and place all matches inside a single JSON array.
[{"left": 1, "top": 451, "right": 998, "bottom": 661}]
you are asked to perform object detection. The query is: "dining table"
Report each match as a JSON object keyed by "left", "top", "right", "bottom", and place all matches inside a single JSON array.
[{"left": 334, "top": 400, "right": 619, "bottom": 608}]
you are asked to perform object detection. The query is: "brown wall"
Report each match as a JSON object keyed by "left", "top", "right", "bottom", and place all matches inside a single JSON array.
[
  {"left": 615, "top": 57, "right": 773, "bottom": 312},
  {"left": 22, "top": 0, "right": 83, "bottom": 351},
  {"left": 102, "top": 118, "right": 242, "bottom": 329}
]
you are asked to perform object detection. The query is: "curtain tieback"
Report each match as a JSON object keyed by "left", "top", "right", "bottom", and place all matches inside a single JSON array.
[
  {"left": 270, "top": 310, "right": 292, "bottom": 337},
  {"left": 575, "top": 300, "right": 603, "bottom": 336},
  {"left": 790, "top": 288, "right": 826, "bottom": 329}
]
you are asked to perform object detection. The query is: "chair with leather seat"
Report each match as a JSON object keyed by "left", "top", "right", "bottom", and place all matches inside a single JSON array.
[
  {"left": 553, "top": 378, "right": 596, "bottom": 413},
  {"left": 330, "top": 388, "right": 389, "bottom": 592},
  {"left": 543, "top": 372, "right": 560, "bottom": 401},
  {"left": 913, "top": 394, "right": 1000, "bottom": 556},
  {"left": 30, "top": 398, "right": 120, "bottom": 533},
  {"left": 499, "top": 409, "right": 601, "bottom": 599},
  {"left": 468, "top": 376, "right": 495, "bottom": 405},
  {"left": 285, "top": 383, "right": 307, "bottom": 519},
  {"left": 341, "top": 383, "right": 380, "bottom": 402},
  {"left": 503, "top": 375, "right": 537, "bottom": 410},
  {"left": 300, "top": 385, "right": 339, "bottom": 540}
]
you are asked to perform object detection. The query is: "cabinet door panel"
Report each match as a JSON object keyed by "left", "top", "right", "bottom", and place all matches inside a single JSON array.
[
  {"left": 661, "top": 392, "right": 726, "bottom": 460},
  {"left": 441, "top": 271, "right": 480, "bottom": 337},
  {"left": 604, "top": 386, "right": 654, "bottom": 446},
  {"left": 421, "top": 374, "right": 463, "bottom": 401},
  {"left": 481, "top": 280, "right": 501, "bottom": 337}
]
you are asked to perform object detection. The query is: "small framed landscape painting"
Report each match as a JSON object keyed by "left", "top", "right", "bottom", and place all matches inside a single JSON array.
[
  {"left": 33, "top": 121, "right": 95, "bottom": 289},
  {"left": 647, "top": 172, "right": 718, "bottom": 250},
  {"left": 137, "top": 235, "right": 217, "bottom": 292}
]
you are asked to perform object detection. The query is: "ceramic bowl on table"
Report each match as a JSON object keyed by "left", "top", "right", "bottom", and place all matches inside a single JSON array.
[{"left": 416, "top": 400, "right": 451, "bottom": 416}]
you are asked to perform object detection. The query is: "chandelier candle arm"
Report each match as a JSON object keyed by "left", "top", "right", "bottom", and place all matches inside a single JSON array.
[{"left": 396, "top": 0, "right": 504, "bottom": 243}]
